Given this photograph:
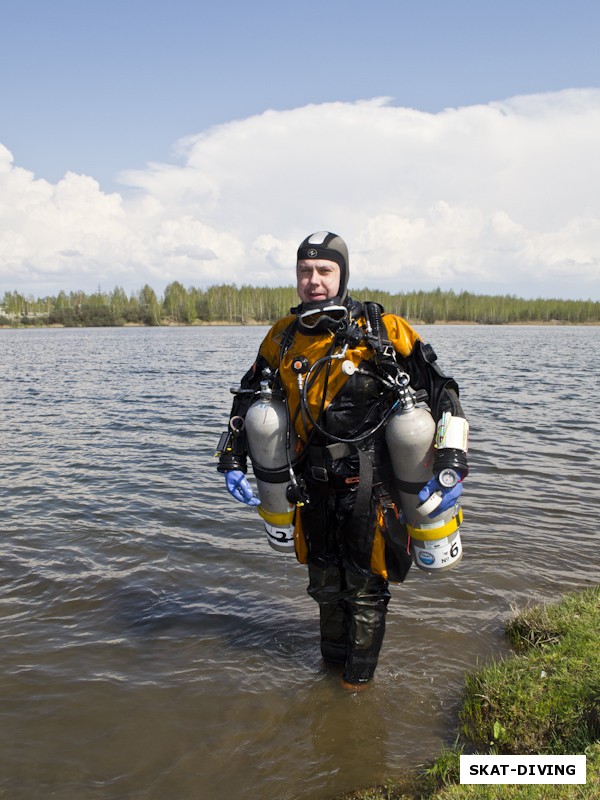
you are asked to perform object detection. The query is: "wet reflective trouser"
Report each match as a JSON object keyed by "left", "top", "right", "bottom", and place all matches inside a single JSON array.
[
  {"left": 307, "top": 562, "right": 391, "bottom": 684},
  {"left": 298, "top": 445, "right": 401, "bottom": 684}
]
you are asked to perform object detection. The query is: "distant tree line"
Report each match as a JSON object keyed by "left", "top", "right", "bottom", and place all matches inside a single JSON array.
[{"left": 1, "top": 283, "right": 599, "bottom": 327}]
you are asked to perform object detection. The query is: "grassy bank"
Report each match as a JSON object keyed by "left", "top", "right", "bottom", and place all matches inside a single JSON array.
[{"left": 339, "top": 585, "right": 599, "bottom": 800}]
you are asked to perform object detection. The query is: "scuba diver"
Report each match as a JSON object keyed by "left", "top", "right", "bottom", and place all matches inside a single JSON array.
[{"left": 216, "top": 231, "right": 469, "bottom": 689}]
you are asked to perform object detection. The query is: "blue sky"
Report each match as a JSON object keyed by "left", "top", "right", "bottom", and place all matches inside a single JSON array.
[{"left": 1, "top": 0, "right": 600, "bottom": 300}]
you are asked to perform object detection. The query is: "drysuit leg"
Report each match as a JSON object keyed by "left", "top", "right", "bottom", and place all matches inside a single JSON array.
[
  {"left": 307, "top": 563, "right": 348, "bottom": 665},
  {"left": 301, "top": 480, "right": 391, "bottom": 682},
  {"left": 342, "top": 570, "right": 390, "bottom": 684},
  {"left": 307, "top": 563, "right": 391, "bottom": 681}
]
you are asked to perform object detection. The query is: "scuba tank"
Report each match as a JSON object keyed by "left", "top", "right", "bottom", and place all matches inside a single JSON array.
[
  {"left": 385, "top": 378, "right": 463, "bottom": 574},
  {"left": 244, "top": 379, "right": 297, "bottom": 554}
]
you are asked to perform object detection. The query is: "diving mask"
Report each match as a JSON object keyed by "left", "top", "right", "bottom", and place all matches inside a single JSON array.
[{"left": 297, "top": 304, "right": 349, "bottom": 333}]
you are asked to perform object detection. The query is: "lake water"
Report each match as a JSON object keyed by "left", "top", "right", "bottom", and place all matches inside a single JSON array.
[{"left": 1, "top": 324, "right": 598, "bottom": 800}]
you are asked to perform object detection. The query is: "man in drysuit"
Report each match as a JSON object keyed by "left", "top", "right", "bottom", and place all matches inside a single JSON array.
[{"left": 217, "top": 232, "right": 468, "bottom": 688}]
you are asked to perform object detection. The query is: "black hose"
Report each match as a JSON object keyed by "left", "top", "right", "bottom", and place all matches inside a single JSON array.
[
  {"left": 300, "top": 353, "right": 400, "bottom": 444},
  {"left": 364, "top": 302, "right": 384, "bottom": 351}
]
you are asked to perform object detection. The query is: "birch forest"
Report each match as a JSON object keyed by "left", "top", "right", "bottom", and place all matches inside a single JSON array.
[{"left": 2, "top": 283, "right": 599, "bottom": 326}]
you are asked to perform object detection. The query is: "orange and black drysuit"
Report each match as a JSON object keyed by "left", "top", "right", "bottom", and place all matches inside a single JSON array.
[{"left": 218, "top": 298, "right": 466, "bottom": 684}]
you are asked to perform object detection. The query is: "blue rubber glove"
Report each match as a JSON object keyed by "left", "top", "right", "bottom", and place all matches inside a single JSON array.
[
  {"left": 418, "top": 476, "right": 462, "bottom": 518},
  {"left": 225, "top": 470, "right": 260, "bottom": 506}
]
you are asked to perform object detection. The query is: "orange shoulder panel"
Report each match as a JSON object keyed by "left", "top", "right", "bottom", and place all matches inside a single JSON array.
[
  {"left": 382, "top": 314, "right": 422, "bottom": 357},
  {"left": 258, "top": 314, "right": 297, "bottom": 369}
]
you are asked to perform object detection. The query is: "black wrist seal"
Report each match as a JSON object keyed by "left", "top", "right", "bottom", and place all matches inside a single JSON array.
[
  {"left": 215, "top": 417, "right": 248, "bottom": 473},
  {"left": 433, "top": 447, "right": 469, "bottom": 479}
]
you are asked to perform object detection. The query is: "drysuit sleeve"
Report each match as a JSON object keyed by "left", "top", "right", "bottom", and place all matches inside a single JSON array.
[
  {"left": 215, "top": 354, "right": 270, "bottom": 474},
  {"left": 399, "top": 339, "right": 469, "bottom": 478},
  {"left": 216, "top": 315, "right": 297, "bottom": 473},
  {"left": 399, "top": 339, "right": 465, "bottom": 422},
  {"left": 229, "top": 354, "right": 271, "bottom": 418},
  {"left": 383, "top": 314, "right": 465, "bottom": 423}
]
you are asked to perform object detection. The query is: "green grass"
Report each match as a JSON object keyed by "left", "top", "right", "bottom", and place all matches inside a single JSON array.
[
  {"left": 460, "top": 586, "right": 600, "bottom": 755},
  {"left": 337, "top": 585, "right": 600, "bottom": 800},
  {"left": 430, "top": 744, "right": 599, "bottom": 799}
]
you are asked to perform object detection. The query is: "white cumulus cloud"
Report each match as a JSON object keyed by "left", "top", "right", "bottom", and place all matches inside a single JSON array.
[{"left": 1, "top": 89, "right": 600, "bottom": 300}]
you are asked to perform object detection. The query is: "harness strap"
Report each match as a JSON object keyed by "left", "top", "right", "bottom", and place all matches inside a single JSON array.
[
  {"left": 252, "top": 464, "right": 290, "bottom": 483},
  {"left": 353, "top": 447, "right": 374, "bottom": 521}
]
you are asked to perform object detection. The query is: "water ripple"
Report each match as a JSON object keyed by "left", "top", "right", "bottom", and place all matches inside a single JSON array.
[{"left": 1, "top": 324, "right": 599, "bottom": 800}]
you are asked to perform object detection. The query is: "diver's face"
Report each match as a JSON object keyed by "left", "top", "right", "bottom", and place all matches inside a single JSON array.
[{"left": 296, "top": 259, "right": 340, "bottom": 303}]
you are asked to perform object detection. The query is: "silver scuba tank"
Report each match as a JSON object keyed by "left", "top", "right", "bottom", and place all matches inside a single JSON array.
[
  {"left": 244, "top": 380, "right": 296, "bottom": 554},
  {"left": 385, "top": 385, "right": 463, "bottom": 573}
]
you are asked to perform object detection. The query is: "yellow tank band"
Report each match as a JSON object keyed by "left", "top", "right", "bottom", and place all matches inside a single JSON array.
[
  {"left": 407, "top": 508, "right": 463, "bottom": 541},
  {"left": 258, "top": 506, "right": 295, "bottom": 526}
]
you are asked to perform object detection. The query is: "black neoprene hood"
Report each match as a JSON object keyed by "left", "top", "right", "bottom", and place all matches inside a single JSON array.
[{"left": 296, "top": 231, "right": 349, "bottom": 305}]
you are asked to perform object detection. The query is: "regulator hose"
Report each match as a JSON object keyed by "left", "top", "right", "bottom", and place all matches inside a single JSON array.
[{"left": 300, "top": 352, "right": 401, "bottom": 445}]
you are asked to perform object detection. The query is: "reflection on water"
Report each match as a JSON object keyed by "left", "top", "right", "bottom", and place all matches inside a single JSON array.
[{"left": 1, "top": 325, "right": 599, "bottom": 800}]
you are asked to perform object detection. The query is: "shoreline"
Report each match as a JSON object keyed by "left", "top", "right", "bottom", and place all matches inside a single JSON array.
[
  {"left": 2, "top": 319, "right": 600, "bottom": 330},
  {"left": 339, "top": 585, "right": 599, "bottom": 800}
]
